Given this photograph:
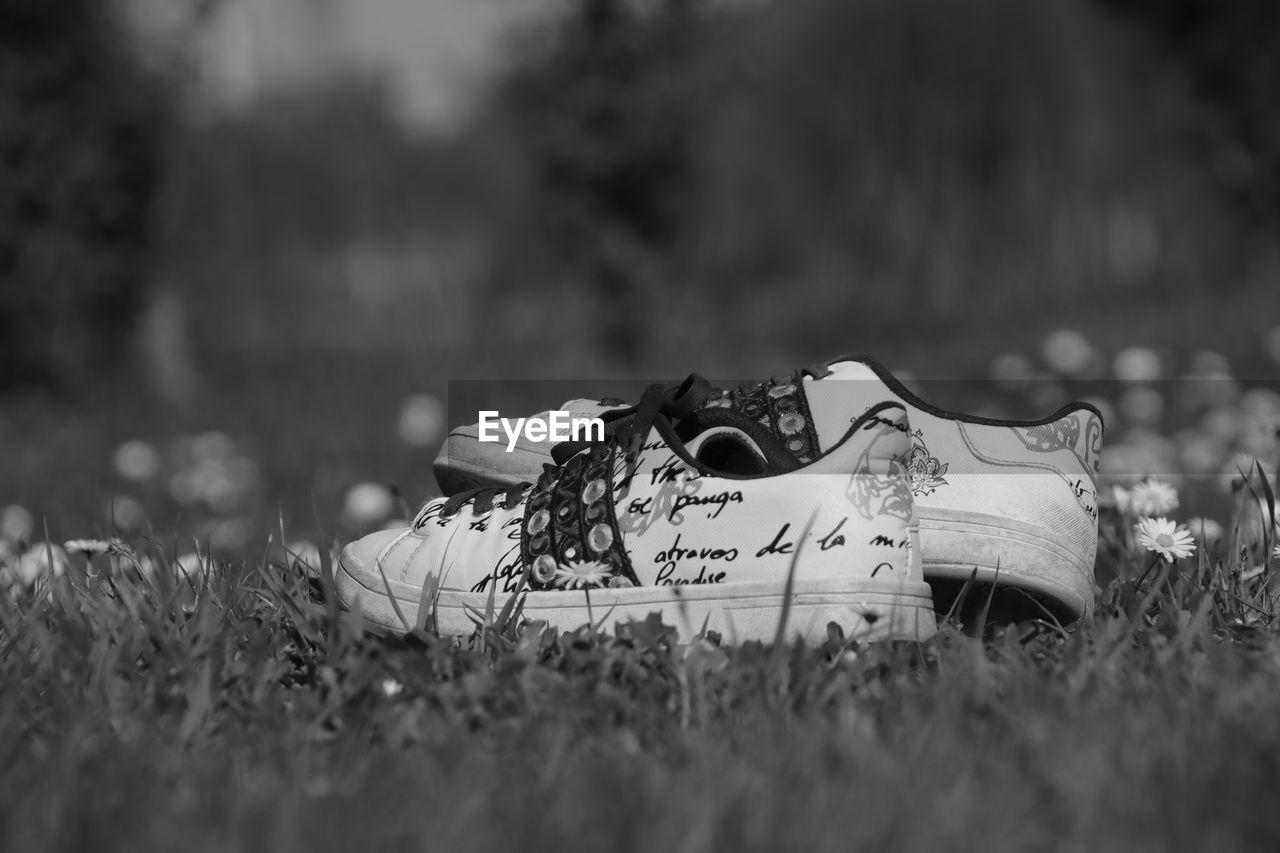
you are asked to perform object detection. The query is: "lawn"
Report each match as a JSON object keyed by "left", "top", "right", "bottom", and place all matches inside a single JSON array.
[
  {"left": 3, "top": 532, "right": 1280, "bottom": 853},
  {"left": 3, "top": 431, "right": 1280, "bottom": 853},
  {"left": 7, "top": 0, "right": 1280, "bottom": 845},
  {"left": 2, "top": 328, "right": 1279, "bottom": 852}
]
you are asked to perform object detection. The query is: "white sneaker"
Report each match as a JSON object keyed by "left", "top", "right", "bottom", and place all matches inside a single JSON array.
[
  {"left": 434, "top": 355, "right": 1104, "bottom": 617},
  {"left": 340, "top": 389, "right": 936, "bottom": 643}
]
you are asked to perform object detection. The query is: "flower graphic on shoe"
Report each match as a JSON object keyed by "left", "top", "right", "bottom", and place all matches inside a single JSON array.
[
  {"left": 907, "top": 432, "right": 949, "bottom": 497},
  {"left": 553, "top": 560, "right": 613, "bottom": 590},
  {"left": 1135, "top": 517, "right": 1195, "bottom": 562}
]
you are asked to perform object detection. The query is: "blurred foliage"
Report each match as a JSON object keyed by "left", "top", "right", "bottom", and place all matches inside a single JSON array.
[
  {"left": 481, "top": 0, "right": 1245, "bottom": 371},
  {"left": 160, "top": 73, "right": 516, "bottom": 350},
  {"left": 4, "top": 0, "right": 1280, "bottom": 556},
  {"left": 0, "top": 0, "right": 169, "bottom": 390},
  {"left": 1099, "top": 0, "right": 1280, "bottom": 224},
  {"left": 489, "top": 0, "right": 709, "bottom": 365},
  {"left": 5, "top": 0, "right": 1277, "bottom": 396}
]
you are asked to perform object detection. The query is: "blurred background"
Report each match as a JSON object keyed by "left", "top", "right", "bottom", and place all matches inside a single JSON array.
[{"left": 1, "top": 0, "right": 1278, "bottom": 554}]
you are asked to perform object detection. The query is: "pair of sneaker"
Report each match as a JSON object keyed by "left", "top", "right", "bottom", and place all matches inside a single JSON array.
[{"left": 338, "top": 355, "right": 1104, "bottom": 643}]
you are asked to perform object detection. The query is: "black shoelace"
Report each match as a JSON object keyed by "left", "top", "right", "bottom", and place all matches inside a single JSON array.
[
  {"left": 422, "top": 377, "right": 712, "bottom": 525},
  {"left": 552, "top": 374, "right": 717, "bottom": 463}
]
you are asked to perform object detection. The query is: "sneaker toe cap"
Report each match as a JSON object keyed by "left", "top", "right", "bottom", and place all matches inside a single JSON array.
[{"left": 339, "top": 526, "right": 425, "bottom": 587}]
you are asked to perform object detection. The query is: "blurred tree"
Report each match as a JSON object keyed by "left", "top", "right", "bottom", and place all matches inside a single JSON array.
[
  {"left": 0, "top": 0, "right": 169, "bottom": 390},
  {"left": 683, "top": 0, "right": 1230, "bottom": 335},
  {"left": 1097, "top": 0, "right": 1280, "bottom": 224},
  {"left": 492, "top": 0, "right": 708, "bottom": 366}
]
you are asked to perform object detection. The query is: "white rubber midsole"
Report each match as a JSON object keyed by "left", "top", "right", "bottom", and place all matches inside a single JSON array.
[
  {"left": 917, "top": 506, "right": 1093, "bottom": 616},
  {"left": 336, "top": 551, "right": 936, "bottom": 644}
]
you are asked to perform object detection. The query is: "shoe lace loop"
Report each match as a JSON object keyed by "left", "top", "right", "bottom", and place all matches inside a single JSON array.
[
  {"left": 552, "top": 374, "right": 715, "bottom": 469},
  {"left": 416, "top": 463, "right": 560, "bottom": 527}
]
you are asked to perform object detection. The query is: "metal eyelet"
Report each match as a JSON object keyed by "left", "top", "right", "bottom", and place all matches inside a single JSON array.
[
  {"left": 527, "top": 509, "right": 551, "bottom": 535},
  {"left": 532, "top": 554, "right": 558, "bottom": 584}
]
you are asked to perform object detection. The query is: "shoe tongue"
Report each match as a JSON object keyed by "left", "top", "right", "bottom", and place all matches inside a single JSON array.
[
  {"left": 803, "top": 358, "right": 895, "bottom": 451},
  {"left": 677, "top": 407, "right": 802, "bottom": 476}
]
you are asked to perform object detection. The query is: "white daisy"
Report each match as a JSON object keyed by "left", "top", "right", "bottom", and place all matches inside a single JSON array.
[
  {"left": 1185, "top": 517, "right": 1224, "bottom": 544},
  {"left": 1130, "top": 479, "right": 1179, "bottom": 517},
  {"left": 1135, "top": 517, "right": 1196, "bottom": 562},
  {"left": 64, "top": 537, "right": 134, "bottom": 558},
  {"left": 553, "top": 560, "right": 612, "bottom": 590}
]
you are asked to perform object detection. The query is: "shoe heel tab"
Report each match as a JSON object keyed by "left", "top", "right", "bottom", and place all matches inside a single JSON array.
[{"left": 1062, "top": 400, "right": 1106, "bottom": 434}]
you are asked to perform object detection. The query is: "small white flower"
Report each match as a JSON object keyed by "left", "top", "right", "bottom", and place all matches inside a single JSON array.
[
  {"left": 397, "top": 394, "right": 444, "bottom": 448},
  {"left": 1042, "top": 329, "right": 1094, "bottom": 376},
  {"left": 553, "top": 560, "right": 612, "bottom": 590},
  {"left": 64, "top": 538, "right": 112, "bottom": 555},
  {"left": 1114, "top": 346, "right": 1162, "bottom": 383},
  {"left": 173, "top": 551, "right": 208, "bottom": 585},
  {"left": 14, "top": 544, "right": 70, "bottom": 585},
  {"left": 285, "top": 540, "right": 323, "bottom": 577},
  {"left": 0, "top": 505, "right": 34, "bottom": 544},
  {"left": 344, "top": 483, "right": 395, "bottom": 526},
  {"left": 1185, "top": 517, "right": 1224, "bottom": 544},
  {"left": 379, "top": 678, "right": 404, "bottom": 699},
  {"left": 1109, "top": 485, "right": 1132, "bottom": 515},
  {"left": 65, "top": 538, "right": 134, "bottom": 558},
  {"left": 113, "top": 440, "right": 161, "bottom": 482},
  {"left": 1135, "top": 517, "right": 1196, "bottom": 562},
  {"left": 1130, "top": 479, "right": 1179, "bottom": 517}
]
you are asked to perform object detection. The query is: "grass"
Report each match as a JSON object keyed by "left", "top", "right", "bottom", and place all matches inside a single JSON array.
[
  {"left": 3, "top": 505, "right": 1280, "bottom": 853},
  {"left": 0, "top": 336, "right": 1277, "bottom": 852}
]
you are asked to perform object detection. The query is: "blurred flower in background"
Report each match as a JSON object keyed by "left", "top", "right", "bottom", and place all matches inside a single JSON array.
[
  {"left": 113, "top": 440, "right": 162, "bottom": 483},
  {"left": 343, "top": 482, "right": 396, "bottom": 529},
  {"left": 283, "top": 540, "right": 324, "bottom": 578},
  {"left": 1130, "top": 480, "right": 1179, "bottom": 517},
  {"left": 398, "top": 393, "right": 445, "bottom": 448},
  {"left": 1186, "top": 517, "right": 1224, "bottom": 545},
  {"left": 1114, "top": 347, "right": 1163, "bottom": 384},
  {"left": 0, "top": 505, "right": 34, "bottom": 544},
  {"left": 1042, "top": 329, "right": 1096, "bottom": 378},
  {"left": 3, "top": 0, "right": 1280, "bottom": 557}
]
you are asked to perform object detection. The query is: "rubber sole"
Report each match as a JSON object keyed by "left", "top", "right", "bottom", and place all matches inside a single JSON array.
[
  {"left": 917, "top": 507, "right": 1093, "bottom": 617},
  {"left": 336, "top": 547, "right": 937, "bottom": 644}
]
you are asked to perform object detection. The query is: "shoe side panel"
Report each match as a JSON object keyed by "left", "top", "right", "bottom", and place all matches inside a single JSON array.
[{"left": 613, "top": 410, "right": 922, "bottom": 588}]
